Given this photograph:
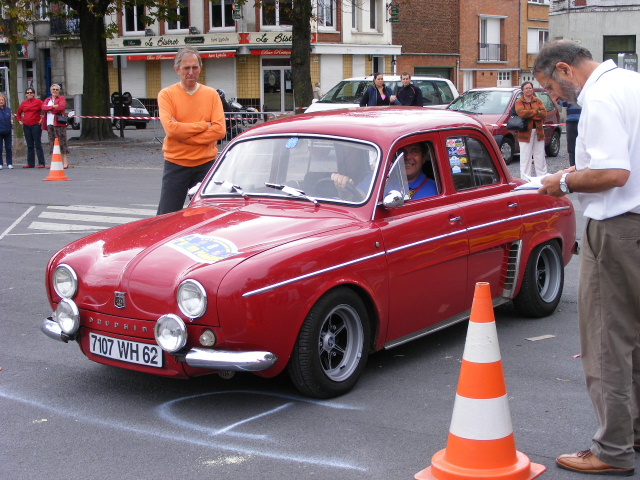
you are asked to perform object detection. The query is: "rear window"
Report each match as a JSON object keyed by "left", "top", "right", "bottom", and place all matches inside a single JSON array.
[{"left": 319, "top": 79, "right": 455, "bottom": 105}]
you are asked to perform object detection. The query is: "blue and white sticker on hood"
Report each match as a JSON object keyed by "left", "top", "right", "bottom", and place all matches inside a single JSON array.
[{"left": 167, "top": 234, "right": 239, "bottom": 264}]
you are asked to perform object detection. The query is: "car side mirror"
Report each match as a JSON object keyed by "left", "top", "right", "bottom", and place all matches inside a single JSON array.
[{"left": 382, "top": 190, "right": 405, "bottom": 208}]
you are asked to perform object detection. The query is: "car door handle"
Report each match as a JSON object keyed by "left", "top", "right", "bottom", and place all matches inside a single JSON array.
[
  {"left": 508, "top": 202, "right": 518, "bottom": 208},
  {"left": 449, "top": 215, "right": 462, "bottom": 223}
]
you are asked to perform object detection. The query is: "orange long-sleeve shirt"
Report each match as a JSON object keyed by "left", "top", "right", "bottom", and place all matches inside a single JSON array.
[{"left": 158, "top": 83, "right": 226, "bottom": 167}]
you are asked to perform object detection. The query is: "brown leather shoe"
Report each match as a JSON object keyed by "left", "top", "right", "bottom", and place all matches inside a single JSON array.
[{"left": 556, "top": 450, "right": 634, "bottom": 476}]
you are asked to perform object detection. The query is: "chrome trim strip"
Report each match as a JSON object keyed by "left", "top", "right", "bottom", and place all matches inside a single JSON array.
[
  {"left": 242, "top": 251, "right": 387, "bottom": 297},
  {"left": 242, "top": 206, "right": 570, "bottom": 297},
  {"left": 184, "top": 348, "right": 278, "bottom": 372},
  {"left": 386, "top": 228, "right": 467, "bottom": 254}
]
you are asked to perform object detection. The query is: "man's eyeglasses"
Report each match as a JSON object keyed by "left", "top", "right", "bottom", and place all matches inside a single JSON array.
[{"left": 26, "top": 91, "right": 34, "bottom": 95}]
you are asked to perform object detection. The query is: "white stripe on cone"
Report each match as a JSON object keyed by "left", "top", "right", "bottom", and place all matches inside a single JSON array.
[
  {"left": 462, "top": 321, "right": 502, "bottom": 364},
  {"left": 449, "top": 394, "right": 514, "bottom": 440},
  {"left": 50, "top": 142, "right": 63, "bottom": 171}
]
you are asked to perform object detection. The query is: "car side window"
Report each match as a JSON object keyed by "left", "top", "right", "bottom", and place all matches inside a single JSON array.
[
  {"left": 448, "top": 136, "right": 500, "bottom": 191},
  {"left": 416, "top": 81, "right": 440, "bottom": 105},
  {"left": 537, "top": 92, "right": 556, "bottom": 112},
  {"left": 435, "top": 81, "right": 455, "bottom": 104}
]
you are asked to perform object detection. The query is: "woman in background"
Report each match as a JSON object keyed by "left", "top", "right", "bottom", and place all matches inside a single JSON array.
[
  {"left": 41, "top": 83, "right": 69, "bottom": 168},
  {"left": 360, "top": 73, "right": 396, "bottom": 106},
  {"left": 515, "top": 81, "right": 547, "bottom": 178},
  {"left": 0, "top": 93, "right": 13, "bottom": 169}
]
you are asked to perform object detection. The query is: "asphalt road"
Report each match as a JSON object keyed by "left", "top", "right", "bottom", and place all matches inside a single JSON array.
[{"left": 1, "top": 125, "right": 620, "bottom": 480}]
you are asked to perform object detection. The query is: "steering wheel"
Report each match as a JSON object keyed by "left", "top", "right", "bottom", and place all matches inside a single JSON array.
[{"left": 313, "top": 177, "right": 362, "bottom": 201}]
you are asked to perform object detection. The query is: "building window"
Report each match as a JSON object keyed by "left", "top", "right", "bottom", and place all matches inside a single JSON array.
[
  {"left": 124, "top": 3, "right": 146, "bottom": 34},
  {"left": 479, "top": 16, "right": 506, "bottom": 62},
  {"left": 369, "top": 0, "right": 377, "bottom": 30},
  {"left": 317, "top": 0, "right": 335, "bottom": 28},
  {"left": 211, "top": 0, "right": 235, "bottom": 28},
  {"left": 35, "top": 1, "right": 49, "bottom": 20},
  {"left": 528, "top": 0, "right": 550, "bottom": 4},
  {"left": 262, "top": 0, "right": 293, "bottom": 27},
  {"left": 603, "top": 35, "right": 636, "bottom": 63},
  {"left": 167, "top": 0, "right": 189, "bottom": 32},
  {"left": 527, "top": 28, "right": 549, "bottom": 54},
  {"left": 351, "top": 0, "right": 358, "bottom": 30}
]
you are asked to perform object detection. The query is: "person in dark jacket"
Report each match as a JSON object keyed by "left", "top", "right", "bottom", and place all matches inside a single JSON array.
[
  {"left": 557, "top": 100, "right": 581, "bottom": 167},
  {"left": 359, "top": 73, "right": 396, "bottom": 106},
  {"left": 395, "top": 73, "right": 424, "bottom": 106},
  {"left": 0, "top": 93, "right": 13, "bottom": 169}
]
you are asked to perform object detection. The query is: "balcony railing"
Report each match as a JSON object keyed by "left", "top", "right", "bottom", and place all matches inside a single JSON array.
[
  {"left": 479, "top": 43, "right": 507, "bottom": 62},
  {"left": 50, "top": 17, "right": 80, "bottom": 36}
]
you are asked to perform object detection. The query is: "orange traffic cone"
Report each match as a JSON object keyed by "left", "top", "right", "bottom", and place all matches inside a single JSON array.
[
  {"left": 415, "top": 282, "right": 546, "bottom": 480},
  {"left": 43, "top": 138, "right": 70, "bottom": 181}
]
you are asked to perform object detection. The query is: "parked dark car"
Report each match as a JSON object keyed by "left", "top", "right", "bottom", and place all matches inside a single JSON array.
[{"left": 447, "top": 87, "right": 562, "bottom": 164}]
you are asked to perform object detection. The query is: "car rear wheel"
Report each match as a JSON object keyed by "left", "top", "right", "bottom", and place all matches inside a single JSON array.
[
  {"left": 500, "top": 136, "right": 516, "bottom": 164},
  {"left": 513, "top": 241, "right": 564, "bottom": 318},
  {"left": 288, "top": 287, "right": 370, "bottom": 398},
  {"left": 545, "top": 130, "right": 561, "bottom": 157},
  {"left": 113, "top": 119, "right": 122, "bottom": 130}
]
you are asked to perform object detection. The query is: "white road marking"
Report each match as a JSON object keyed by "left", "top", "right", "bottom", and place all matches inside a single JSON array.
[
  {"left": 29, "top": 221, "right": 108, "bottom": 231},
  {"left": 48, "top": 205, "right": 156, "bottom": 216},
  {"left": 38, "top": 211, "right": 146, "bottom": 224}
]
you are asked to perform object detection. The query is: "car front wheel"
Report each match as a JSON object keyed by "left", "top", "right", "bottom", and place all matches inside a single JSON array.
[
  {"left": 500, "top": 136, "right": 516, "bottom": 164},
  {"left": 545, "top": 130, "right": 561, "bottom": 157},
  {"left": 513, "top": 241, "right": 564, "bottom": 317},
  {"left": 288, "top": 287, "right": 370, "bottom": 398}
]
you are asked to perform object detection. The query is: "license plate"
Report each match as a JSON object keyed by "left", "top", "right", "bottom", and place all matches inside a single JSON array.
[{"left": 89, "top": 333, "right": 163, "bottom": 368}]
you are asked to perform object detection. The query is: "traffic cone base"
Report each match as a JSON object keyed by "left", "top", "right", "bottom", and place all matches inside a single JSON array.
[
  {"left": 43, "top": 138, "right": 70, "bottom": 181},
  {"left": 416, "top": 449, "right": 546, "bottom": 480},
  {"left": 414, "top": 283, "right": 546, "bottom": 480}
]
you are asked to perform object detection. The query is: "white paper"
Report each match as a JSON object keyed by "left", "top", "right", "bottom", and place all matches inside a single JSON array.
[{"left": 514, "top": 173, "right": 551, "bottom": 191}]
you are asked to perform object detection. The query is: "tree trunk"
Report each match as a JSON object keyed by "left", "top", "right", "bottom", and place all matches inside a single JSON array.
[
  {"left": 291, "top": 0, "right": 313, "bottom": 114},
  {"left": 76, "top": 3, "right": 117, "bottom": 141}
]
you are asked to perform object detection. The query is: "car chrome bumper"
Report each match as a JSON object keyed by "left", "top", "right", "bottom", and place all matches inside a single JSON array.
[
  {"left": 41, "top": 317, "right": 74, "bottom": 343},
  {"left": 185, "top": 348, "right": 278, "bottom": 372},
  {"left": 42, "top": 317, "right": 277, "bottom": 371}
]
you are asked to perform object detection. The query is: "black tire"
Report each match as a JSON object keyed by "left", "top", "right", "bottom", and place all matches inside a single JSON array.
[
  {"left": 71, "top": 119, "right": 80, "bottom": 130},
  {"left": 135, "top": 123, "right": 147, "bottom": 129},
  {"left": 500, "top": 136, "right": 516, "bottom": 164},
  {"left": 513, "top": 241, "right": 564, "bottom": 318},
  {"left": 113, "top": 119, "right": 122, "bottom": 130},
  {"left": 288, "top": 287, "right": 370, "bottom": 398},
  {"left": 545, "top": 130, "right": 561, "bottom": 157}
]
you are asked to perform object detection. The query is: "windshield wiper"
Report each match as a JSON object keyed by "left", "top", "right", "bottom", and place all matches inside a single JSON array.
[
  {"left": 214, "top": 180, "right": 246, "bottom": 196},
  {"left": 265, "top": 183, "right": 318, "bottom": 204}
]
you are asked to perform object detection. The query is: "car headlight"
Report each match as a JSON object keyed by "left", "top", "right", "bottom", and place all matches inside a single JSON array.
[
  {"left": 54, "top": 298, "right": 80, "bottom": 335},
  {"left": 177, "top": 280, "right": 207, "bottom": 319},
  {"left": 155, "top": 314, "right": 187, "bottom": 353},
  {"left": 53, "top": 264, "right": 78, "bottom": 299}
]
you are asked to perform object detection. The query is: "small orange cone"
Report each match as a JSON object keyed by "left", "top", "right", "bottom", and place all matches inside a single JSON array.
[
  {"left": 43, "top": 138, "right": 70, "bottom": 181},
  {"left": 415, "top": 282, "right": 546, "bottom": 480}
]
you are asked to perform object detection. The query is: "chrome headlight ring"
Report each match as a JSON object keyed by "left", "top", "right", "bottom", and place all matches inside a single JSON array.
[
  {"left": 177, "top": 279, "right": 207, "bottom": 319},
  {"left": 54, "top": 298, "right": 80, "bottom": 335},
  {"left": 53, "top": 264, "right": 78, "bottom": 299}
]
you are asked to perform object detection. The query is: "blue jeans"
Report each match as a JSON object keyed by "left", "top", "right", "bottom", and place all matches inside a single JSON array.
[
  {"left": 0, "top": 131, "right": 12, "bottom": 166},
  {"left": 24, "top": 124, "right": 46, "bottom": 167}
]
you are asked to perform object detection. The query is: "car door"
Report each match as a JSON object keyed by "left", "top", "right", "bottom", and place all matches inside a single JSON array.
[
  {"left": 442, "top": 130, "right": 523, "bottom": 303},
  {"left": 377, "top": 135, "right": 469, "bottom": 346}
]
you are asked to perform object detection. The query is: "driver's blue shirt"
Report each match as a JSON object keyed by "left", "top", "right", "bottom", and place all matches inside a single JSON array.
[{"left": 408, "top": 173, "right": 438, "bottom": 200}]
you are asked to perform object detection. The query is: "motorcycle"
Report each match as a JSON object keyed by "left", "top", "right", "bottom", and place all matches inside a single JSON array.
[{"left": 217, "top": 89, "right": 259, "bottom": 141}]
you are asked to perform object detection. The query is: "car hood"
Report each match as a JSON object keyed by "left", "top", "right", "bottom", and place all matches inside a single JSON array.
[{"left": 53, "top": 203, "right": 360, "bottom": 317}]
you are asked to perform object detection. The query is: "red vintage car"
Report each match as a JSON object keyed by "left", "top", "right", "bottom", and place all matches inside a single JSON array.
[{"left": 42, "top": 107, "right": 577, "bottom": 398}]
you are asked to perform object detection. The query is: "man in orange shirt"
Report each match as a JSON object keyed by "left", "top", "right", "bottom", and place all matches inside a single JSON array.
[{"left": 157, "top": 46, "right": 226, "bottom": 215}]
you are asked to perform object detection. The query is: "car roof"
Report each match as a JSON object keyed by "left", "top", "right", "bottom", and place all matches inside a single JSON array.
[
  {"left": 236, "top": 107, "right": 486, "bottom": 146},
  {"left": 342, "top": 75, "right": 451, "bottom": 82}
]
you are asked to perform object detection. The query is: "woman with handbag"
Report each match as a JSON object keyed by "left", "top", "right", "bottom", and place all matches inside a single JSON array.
[
  {"left": 41, "top": 83, "right": 69, "bottom": 168},
  {"left": 515, "top": 81, "right": 547, "bottom": 178}
]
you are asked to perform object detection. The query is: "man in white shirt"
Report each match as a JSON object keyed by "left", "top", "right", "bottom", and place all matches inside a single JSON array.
[{"left": 534, "top": 39, "right": 640, "bottom": 477}]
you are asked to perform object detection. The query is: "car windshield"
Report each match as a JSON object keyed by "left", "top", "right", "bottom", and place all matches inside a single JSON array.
[
  {"left": 448, "top": 90, "right": 513, "bottom": 115},
  {"left": 202, "top": 136, "right": 380, "bottom": 205},
  {"left": 318, "top": 81, "right": 370, "bottom": 104}
]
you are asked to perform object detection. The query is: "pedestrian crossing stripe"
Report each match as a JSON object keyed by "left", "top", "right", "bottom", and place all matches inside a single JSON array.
[{"left": 28, "top": 205, "right": 156, "bottom": 233}]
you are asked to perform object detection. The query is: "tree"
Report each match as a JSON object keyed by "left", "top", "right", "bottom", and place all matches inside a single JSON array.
[
  {"left": 54, "top": 0, "right": 180, "bottom": 141},
  {"left": 290, "top": 0, "right": 314, "bottom": 112}
]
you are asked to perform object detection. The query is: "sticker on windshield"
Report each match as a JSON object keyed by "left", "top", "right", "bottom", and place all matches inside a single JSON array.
[
  {"left": 167, "top": 234, "right": 239, "bottom": 264},
  {"left": 285, "top": 137, "right": 299, "bottom": 149}
]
